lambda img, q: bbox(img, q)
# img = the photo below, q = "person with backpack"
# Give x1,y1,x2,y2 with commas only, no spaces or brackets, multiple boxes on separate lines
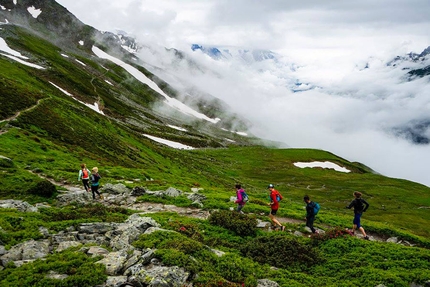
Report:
90,167,102,200
304,195,319,234
234,184,248,213
346,191,370,240
267,184,285,231
78,163,91,192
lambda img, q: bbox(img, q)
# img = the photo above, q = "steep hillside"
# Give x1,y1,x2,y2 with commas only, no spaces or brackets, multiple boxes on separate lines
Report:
0,1,430,287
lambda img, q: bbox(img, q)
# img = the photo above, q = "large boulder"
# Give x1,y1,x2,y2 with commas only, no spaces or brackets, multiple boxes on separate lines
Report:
102,183,130,195
128,266,189,287
1,239,50,266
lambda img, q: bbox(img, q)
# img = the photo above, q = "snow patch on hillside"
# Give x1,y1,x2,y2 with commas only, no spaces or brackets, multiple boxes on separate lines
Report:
92,46,220,124
143,134,194,150
294,161,351,173
49,82,105,115
27,6,41,18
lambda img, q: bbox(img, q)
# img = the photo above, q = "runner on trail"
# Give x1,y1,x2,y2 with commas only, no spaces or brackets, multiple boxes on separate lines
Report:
234,184,247,213
90,167,102,200
78,163,91,192
346,191,370,240
267,184,285,231
304,195,318,234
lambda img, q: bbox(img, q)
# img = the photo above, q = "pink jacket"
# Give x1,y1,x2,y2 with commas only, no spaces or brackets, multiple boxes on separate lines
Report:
235,189,246,205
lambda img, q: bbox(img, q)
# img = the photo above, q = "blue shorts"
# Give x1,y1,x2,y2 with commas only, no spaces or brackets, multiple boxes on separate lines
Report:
353,213,362,228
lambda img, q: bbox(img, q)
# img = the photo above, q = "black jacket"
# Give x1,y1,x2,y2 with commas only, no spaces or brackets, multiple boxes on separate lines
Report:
346,198,369,214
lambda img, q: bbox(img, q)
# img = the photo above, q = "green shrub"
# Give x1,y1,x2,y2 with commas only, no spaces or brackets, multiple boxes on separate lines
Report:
193,272,243,287
168,220,204,242
0,250,106,287
27,180,56,197
209,210,258,237
311,227,354,245
240,234,322,271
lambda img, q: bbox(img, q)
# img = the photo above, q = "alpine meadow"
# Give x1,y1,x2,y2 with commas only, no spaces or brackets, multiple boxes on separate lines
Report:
0,1,429,287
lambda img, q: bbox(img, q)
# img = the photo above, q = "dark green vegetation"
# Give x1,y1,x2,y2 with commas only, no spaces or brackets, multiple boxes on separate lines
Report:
0,11,430,287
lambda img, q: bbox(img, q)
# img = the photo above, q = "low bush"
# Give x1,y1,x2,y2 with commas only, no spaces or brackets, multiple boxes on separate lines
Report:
240,234,322,271
208,210,258,237
0,249,106,287
27,180,56,197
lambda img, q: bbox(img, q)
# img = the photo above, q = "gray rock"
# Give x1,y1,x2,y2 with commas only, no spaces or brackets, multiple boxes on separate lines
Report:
164,187,182,197
1,239,49,266
294,231,304,237
56,241,82,253
130,265,189,287
77,222,116,234
96,250,129,276
102,183,130,195
87,246,110,257
39,226,50,238
105,276,128,287
0,246,6,256
0,200,38,212
257,220,271,228
187,193,207,202
387,237,399,243
21,239,50,260
56,192,93,206
258,279,280,287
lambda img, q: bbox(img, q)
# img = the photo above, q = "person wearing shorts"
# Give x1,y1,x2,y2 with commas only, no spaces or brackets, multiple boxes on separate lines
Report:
268,184,285,231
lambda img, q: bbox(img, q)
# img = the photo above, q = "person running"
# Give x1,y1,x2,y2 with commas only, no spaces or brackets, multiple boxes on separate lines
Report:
346,191,370,239
267,184,285,231
304,195,318,234
78,163,91,192
234,184,247,214
90,167,102,199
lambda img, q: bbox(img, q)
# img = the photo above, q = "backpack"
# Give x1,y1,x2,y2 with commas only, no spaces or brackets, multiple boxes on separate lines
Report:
92,173,101,183
313,202,320,215
82,169,89,178
276,191,283,202
241,191,249,202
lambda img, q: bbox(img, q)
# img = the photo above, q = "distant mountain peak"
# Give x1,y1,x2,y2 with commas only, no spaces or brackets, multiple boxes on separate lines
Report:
191,44,277,63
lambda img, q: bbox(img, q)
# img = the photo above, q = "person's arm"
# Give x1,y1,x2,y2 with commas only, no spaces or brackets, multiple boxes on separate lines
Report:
345,199,354,209
78,170,82,181
269,192,275,205
305,203,312,217
362,199,369,212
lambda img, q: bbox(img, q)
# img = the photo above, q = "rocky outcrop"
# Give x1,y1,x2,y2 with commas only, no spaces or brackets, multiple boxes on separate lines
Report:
0,200,38,212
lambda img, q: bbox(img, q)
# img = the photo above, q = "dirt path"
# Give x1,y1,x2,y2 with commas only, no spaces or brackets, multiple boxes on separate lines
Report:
50,181,390,242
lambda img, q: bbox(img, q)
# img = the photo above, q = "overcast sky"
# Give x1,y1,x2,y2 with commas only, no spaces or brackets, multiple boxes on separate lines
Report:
56,0,430,187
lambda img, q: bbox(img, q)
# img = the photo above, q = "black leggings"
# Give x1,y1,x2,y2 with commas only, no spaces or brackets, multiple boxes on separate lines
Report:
91,185,100,199
82,179,90,191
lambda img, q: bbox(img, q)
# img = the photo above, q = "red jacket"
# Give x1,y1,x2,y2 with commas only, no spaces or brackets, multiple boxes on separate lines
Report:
270,189,282,210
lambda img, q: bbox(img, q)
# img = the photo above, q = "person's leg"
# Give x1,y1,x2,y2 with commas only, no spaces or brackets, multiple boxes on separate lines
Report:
359,227,367,237
94,185,100,197
269,210,284,230
352,213,361,234
306,216,316,233
82,179,90,192
91,185,96,199
237,204,244,213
